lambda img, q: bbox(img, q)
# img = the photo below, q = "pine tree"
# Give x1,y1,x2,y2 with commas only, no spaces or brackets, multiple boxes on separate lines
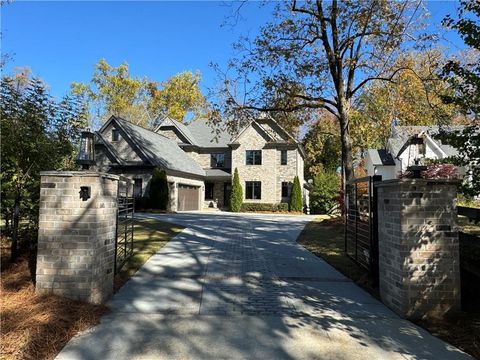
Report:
230,168,243,212
149,168,169,210
289,176,303,212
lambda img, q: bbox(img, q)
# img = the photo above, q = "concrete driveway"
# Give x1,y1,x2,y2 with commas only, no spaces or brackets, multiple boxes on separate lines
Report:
57,212,471,360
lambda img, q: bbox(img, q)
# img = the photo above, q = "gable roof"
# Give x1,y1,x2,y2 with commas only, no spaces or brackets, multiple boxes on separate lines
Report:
389,125,462,158
367,149,395,166
154,116,198,145
98,116,205,177
186,118,234,148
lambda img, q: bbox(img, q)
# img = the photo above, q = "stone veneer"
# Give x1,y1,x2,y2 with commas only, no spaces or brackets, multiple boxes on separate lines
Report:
376,179,461,319
36,171,119,304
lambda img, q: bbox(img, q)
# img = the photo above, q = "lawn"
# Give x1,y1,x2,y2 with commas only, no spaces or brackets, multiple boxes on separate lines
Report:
1,217,183,360
297,215,378,297
114,217,185,290
297,215,480,360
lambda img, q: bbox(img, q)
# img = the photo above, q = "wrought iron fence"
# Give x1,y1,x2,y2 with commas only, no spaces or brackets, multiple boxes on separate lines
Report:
344,175,382,284
114,177,135,274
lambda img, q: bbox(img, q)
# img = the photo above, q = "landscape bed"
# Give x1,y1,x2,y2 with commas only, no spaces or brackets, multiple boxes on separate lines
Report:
297,215,480,360
1,217,183,360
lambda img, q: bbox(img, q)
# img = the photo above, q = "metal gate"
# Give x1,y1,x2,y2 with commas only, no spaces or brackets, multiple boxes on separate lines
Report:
345,175,381,284
115,177,135,274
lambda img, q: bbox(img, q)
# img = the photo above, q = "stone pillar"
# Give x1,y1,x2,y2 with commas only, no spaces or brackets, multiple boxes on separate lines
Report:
376,179,461,319
36,171,119,304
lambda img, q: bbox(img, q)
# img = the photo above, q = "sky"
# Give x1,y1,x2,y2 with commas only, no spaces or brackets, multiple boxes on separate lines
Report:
1,1,466,100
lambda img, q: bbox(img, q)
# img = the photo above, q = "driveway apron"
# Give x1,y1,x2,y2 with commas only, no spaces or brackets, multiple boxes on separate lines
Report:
56,212,472,360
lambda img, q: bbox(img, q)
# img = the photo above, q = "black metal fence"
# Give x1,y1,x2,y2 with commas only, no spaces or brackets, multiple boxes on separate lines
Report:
345,175,382,284
458,205,480,310
114,177,135,274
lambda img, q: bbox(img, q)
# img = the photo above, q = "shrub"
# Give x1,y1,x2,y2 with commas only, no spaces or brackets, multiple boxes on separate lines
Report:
289,176,303,212
310,171,340,214
230,168,243,212
148,168,169,210
241,203,289,212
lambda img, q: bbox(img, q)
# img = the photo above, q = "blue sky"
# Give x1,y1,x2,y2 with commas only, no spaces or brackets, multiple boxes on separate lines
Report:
1,1,465,100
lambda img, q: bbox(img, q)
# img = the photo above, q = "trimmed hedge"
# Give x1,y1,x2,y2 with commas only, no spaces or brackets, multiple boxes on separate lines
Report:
241,203,289,212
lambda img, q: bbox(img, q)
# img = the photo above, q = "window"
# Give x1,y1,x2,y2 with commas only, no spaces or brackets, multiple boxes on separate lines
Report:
133,178,142,198
210,153,225,168
281,150,288,165
205,182,214,200
112,128,120,141
281,182,291,198
246,150,262,165
245,181,261,200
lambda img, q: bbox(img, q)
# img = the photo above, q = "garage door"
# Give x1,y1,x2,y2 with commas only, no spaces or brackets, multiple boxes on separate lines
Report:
177,185,200,211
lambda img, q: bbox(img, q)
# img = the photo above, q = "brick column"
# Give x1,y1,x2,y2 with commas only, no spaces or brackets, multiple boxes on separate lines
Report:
376,179,461,319
36,171,119,304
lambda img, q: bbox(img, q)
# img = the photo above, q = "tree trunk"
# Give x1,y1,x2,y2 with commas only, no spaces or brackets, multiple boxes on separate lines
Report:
338,102,354,183
11,193,20,262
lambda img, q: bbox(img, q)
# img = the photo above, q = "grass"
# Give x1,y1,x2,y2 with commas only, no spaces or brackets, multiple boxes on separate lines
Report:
297,215,480,360
297,215,379,297
1,217,183,360
114,217,184,291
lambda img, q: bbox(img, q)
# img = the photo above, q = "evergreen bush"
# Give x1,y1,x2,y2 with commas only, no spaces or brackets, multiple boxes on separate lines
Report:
289,176,303,212
148,168,169,210
230,168,243,212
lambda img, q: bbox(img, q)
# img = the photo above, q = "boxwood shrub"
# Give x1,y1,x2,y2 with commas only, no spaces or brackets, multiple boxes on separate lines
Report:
241,203,289,212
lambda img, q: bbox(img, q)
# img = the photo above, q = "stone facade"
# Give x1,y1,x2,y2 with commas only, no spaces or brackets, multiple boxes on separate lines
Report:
36,171,119,304
232,124,304,204
376,179,461,319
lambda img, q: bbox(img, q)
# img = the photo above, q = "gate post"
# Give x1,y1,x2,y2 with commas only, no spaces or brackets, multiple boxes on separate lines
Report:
376,179,461,319
36,171,119,304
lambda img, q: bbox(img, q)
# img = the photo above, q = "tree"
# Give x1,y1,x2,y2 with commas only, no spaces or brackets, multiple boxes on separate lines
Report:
148,168,169,210
71,59,151,128
215,0,430,188
303,110,341,176
441,0,480,120
230,168,243,212
351,51,459,152
147,71,207,123
289,176,303,212
72,60,208,128
437,0,480,197
309,170,341,214
1,70,86,261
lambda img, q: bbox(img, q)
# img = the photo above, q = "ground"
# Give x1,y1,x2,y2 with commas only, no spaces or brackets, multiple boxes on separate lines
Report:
56,212,472,360
0,218,181,360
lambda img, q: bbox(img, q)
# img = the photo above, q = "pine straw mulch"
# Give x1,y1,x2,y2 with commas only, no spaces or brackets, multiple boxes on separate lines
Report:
0,256,109,360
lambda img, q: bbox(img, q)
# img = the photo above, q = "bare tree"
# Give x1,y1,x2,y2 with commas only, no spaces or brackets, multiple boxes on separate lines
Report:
213,0,431,184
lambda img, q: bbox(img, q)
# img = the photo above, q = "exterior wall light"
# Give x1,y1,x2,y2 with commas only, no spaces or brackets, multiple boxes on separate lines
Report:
76,129,95,170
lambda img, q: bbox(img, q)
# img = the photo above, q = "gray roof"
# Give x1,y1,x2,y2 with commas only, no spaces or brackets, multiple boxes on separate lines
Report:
389,125,462,157
367,149,395,166
156,116,198,145
103,117,205,177
186,118,234,148
205,169,232,178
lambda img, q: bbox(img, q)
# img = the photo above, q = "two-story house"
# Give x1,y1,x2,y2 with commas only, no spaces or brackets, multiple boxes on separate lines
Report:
94,115,308,212
365,125,462,180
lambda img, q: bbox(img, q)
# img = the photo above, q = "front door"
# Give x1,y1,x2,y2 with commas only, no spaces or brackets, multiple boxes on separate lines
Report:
224,183,232,208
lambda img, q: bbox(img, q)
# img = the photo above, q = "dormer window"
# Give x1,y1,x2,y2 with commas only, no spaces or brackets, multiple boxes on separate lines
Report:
112,128,120,141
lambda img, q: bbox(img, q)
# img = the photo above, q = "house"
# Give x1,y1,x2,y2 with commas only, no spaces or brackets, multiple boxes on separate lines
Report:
365,125,461,180
94,115,308,211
